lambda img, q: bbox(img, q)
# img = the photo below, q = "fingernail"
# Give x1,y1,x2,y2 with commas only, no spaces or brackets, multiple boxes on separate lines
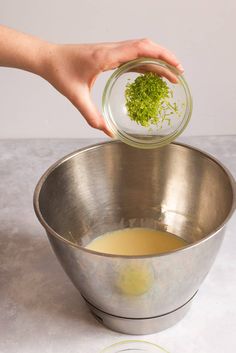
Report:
177,64,184,73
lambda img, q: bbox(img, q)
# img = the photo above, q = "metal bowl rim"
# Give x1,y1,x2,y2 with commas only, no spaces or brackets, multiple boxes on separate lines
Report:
33,140,236,259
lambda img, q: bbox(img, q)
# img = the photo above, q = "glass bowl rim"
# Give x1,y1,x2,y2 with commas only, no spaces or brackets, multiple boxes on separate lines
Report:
102,57,193,149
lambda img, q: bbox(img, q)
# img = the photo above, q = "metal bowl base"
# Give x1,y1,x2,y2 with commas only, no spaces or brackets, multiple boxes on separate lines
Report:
84,292,197,335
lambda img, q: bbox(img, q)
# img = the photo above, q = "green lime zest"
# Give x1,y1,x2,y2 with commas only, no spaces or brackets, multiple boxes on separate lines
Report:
125,72,179,128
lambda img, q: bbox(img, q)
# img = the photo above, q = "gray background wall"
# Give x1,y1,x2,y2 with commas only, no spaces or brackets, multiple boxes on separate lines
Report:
0,0,235,138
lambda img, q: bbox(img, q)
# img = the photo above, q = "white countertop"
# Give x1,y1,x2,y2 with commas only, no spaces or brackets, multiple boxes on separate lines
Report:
0,136,235,353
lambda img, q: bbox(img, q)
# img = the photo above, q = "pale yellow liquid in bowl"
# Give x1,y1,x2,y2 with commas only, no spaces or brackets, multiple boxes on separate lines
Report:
86,228,188,296
86,227,187,256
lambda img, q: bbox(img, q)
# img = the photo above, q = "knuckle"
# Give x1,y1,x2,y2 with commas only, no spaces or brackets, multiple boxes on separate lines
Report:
134,38,153,52
92,47,105,64
87,117,101,130
140,38,152,46
92,48,115,71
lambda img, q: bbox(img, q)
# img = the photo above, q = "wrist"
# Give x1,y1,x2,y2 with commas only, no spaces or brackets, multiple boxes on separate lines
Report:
33,40,56,79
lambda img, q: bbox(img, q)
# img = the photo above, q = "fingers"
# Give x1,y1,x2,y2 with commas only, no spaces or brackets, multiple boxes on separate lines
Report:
149,43,184,72
71,87,113,137
116,38,184,73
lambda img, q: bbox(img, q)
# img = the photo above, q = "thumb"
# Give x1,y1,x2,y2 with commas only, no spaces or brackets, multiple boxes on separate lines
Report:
72,87,113,137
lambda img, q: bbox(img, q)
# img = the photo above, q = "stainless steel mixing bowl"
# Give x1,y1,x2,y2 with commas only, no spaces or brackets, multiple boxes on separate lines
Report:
34,141,235,334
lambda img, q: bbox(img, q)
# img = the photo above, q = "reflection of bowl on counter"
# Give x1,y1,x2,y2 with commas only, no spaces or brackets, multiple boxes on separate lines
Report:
34,141,235,334
100,340,169,353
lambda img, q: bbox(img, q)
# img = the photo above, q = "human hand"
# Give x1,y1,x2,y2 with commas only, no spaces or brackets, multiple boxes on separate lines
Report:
41,39,184,136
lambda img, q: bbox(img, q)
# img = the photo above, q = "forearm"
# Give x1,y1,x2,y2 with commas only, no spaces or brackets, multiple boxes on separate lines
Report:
0,28,183,136
0,25,52,76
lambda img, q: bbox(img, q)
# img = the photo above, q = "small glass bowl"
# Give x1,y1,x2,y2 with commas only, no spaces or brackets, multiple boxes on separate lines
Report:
100,340,169,353
102,58,192,149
